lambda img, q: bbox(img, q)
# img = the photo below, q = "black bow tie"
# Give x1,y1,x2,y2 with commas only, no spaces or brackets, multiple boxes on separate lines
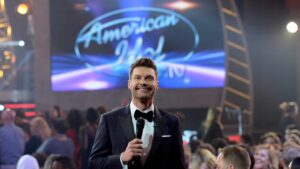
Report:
134,110,154,122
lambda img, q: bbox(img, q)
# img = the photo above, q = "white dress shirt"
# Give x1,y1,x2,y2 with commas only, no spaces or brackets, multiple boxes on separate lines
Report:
120,102,155,168
130,101,154,164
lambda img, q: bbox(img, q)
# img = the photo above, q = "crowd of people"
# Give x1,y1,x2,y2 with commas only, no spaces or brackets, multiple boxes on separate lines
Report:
1,57,300,169
0,106,105,169
0,104,300,169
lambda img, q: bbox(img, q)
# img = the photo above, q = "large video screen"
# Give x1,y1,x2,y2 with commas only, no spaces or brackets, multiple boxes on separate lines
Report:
50,0,225,91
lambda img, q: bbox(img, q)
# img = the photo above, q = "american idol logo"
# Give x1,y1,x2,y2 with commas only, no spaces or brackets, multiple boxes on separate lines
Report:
75,7,199,78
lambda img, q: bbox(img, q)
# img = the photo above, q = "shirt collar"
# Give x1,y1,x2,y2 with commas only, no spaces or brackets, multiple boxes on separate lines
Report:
130,101,154,119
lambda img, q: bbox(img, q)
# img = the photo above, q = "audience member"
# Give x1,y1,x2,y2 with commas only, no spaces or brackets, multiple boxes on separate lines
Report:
282,144,300,167
26,117,51,154
279,101,297,136
96,106,107,117
32,152,48,169
216,145,251,169
66,109,83,168
37,118,74,158
0,109,25,169
44,154,60,169
259,132,282,151
289,157,300,169
201,107,224,143
183,143,192,168
16,155,39,169
239,144,255,169
253,144,279,169
211,137,228,155
46,106,62,128
79,107,99,169
51,156,76,169
241,134,255,147
189,148,217,169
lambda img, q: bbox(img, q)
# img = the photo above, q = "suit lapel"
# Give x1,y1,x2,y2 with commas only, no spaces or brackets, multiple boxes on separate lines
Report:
145,107,162,165
119,106,135,143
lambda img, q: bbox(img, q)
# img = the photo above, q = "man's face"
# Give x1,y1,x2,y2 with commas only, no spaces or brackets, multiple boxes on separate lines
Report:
128,67,158,102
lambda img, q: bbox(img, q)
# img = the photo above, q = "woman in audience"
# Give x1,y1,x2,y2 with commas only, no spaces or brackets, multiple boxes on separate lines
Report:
253,144,279,169
36,118,74,158
189,148,217,169
26,117,52,154
260,132,282,150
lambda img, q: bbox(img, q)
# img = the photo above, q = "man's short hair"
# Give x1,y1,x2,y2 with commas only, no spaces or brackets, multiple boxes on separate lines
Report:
1,109,16,122
219,145,251,169
53,118,68,134
129,58,157,79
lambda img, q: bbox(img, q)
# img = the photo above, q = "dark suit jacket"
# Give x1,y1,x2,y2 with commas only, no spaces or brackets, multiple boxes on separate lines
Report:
88,105,186,169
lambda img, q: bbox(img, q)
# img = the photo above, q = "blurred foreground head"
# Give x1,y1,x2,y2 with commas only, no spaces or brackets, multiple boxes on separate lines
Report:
1,108,16,124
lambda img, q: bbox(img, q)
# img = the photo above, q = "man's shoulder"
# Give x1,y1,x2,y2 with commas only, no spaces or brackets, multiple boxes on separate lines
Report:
156,108,178,121
102,106,128,118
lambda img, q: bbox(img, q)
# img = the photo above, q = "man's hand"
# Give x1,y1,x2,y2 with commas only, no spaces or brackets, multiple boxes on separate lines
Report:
121,139,143,164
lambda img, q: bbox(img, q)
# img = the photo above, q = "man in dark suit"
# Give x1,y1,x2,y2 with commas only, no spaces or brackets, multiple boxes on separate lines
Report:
89,58,185,169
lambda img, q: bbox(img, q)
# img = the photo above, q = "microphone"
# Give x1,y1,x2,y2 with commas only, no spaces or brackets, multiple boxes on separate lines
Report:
136,117,145,139
131,118,145,167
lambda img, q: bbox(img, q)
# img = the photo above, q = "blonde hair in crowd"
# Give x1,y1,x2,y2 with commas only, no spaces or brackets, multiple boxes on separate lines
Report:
189,148,216,169
30,117,51,140
254,144,279,169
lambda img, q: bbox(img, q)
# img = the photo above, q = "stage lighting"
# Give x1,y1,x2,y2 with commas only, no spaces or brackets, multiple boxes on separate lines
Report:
164,0,199,11
286,21,298,33
17,3,29,15
18,40,25,47
0,70,3,78
0,104,4,111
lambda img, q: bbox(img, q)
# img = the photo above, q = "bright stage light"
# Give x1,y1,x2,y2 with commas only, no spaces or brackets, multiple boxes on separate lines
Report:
0,104,4,111
0,70,3,78
164,0,199,11
286,21,298,33
18,40,25,47
17,3,29,15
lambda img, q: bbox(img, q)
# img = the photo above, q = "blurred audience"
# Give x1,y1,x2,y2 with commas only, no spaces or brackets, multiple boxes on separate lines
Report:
0,109,25,169
46,106,62,128
241,134,255,147
16,155,39,169
189,148,217,169
200,107,224,143
37,118,74,158
253,144,279,169
66,109,83,168
51,156,76,169
279,101,298,136
32,152,48,169
44,154,60,169
79,107,99,169
3,104,300,169
216,145,251,169
289,157,300,169
25,117,51,154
